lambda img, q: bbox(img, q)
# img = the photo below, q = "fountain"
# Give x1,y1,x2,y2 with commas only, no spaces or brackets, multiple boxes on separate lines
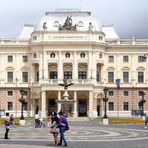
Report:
56,79,75,116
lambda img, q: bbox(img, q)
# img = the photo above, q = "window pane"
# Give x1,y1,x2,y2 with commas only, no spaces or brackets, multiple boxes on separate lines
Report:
50,71,57,79
8,91,13,96
78,71,87,79
108,72,114,83
7,72,13,83
109,102,114,111
22,72,28,82
123,91,129,96
108,56,114,63
64,71,72,79
8,102,13,110
8,55,13,62
23,102,27,111
123,72,129,83
123,56,128,62
138,72,144,83
123,102,129,111
22,55,28,62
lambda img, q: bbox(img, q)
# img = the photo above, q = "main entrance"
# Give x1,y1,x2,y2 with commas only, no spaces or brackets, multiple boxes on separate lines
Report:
48,99,57,113
78,99,87,117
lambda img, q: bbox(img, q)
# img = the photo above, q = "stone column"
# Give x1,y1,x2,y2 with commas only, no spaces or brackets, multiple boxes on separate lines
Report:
88,51,93,79
43,51,48,79
73,51,78,80
92,51,97,80
39,51,43,80
58,91,61,112
73,91,78,117
58,51,63,80
41,91,46,117
89,91,93,117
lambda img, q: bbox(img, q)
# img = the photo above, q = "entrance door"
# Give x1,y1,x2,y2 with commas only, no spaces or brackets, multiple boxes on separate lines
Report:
48,99,57,114
78,99,87,117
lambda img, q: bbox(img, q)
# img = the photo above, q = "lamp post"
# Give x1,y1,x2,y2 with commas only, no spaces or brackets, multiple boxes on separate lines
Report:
139,91,146,117
19,89,26,125
102,87,109,125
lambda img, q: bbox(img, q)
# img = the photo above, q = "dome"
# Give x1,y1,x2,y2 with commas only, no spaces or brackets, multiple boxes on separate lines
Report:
34,11,102,32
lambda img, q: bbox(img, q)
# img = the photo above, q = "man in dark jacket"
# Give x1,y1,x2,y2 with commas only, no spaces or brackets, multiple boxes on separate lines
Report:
58,111,69,147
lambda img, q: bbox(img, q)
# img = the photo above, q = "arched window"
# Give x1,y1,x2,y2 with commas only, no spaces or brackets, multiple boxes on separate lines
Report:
50,53,55,58
80,52,85,58
65,52,70,58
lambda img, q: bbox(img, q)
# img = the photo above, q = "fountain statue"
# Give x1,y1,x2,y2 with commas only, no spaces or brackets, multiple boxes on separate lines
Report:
56,79,75,116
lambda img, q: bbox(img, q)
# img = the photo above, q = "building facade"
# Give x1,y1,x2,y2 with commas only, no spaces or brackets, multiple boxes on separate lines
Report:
0,10,148,118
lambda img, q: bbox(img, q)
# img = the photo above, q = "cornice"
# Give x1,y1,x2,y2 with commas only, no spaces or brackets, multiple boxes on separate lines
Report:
107,45,148,49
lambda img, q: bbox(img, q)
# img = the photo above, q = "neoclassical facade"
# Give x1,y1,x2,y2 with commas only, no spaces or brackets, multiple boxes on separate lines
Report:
0,10,148,118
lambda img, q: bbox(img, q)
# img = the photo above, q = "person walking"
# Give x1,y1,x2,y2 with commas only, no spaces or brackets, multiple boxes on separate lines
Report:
10,114,15,128
47,113,52,127
4,112,11,139
58,111,69,147
34,113,40,128
144,113,148,128
50,112,59,145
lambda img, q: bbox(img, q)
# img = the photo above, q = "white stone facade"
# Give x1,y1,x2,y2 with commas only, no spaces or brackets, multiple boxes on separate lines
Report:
0,10,148,118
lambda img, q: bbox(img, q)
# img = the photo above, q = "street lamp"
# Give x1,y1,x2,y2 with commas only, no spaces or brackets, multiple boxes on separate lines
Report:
19,89,26,120
139,91,146,116
103,87,109,118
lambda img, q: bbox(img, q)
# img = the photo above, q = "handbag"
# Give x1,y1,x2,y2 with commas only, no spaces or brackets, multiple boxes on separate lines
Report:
50,126,58,134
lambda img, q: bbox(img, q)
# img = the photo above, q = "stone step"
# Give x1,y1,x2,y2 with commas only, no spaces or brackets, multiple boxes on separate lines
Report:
67,117,91,121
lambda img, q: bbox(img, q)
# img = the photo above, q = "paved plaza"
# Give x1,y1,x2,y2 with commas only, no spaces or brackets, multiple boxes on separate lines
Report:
0,119,148,148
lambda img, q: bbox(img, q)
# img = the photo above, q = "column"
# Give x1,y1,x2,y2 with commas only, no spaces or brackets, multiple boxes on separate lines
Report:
101,65,105,83
73,91,78,117
88,51,93,79
92,51,97,80
58,91,61,112
58,51,63,80
73,51,78,80
41,91,46,117
39,51,43,80
89,91,93,117
43,51,48,79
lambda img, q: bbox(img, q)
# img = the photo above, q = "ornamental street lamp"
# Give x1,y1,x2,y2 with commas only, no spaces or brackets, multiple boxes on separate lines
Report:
103,87,109,119
139,91,146,116
19,89,26,120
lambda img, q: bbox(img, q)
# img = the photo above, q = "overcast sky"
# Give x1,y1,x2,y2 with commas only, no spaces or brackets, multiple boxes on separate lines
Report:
0,0,148,38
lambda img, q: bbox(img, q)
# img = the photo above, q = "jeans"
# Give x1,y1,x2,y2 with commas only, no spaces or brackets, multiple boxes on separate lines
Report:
59,127,67,145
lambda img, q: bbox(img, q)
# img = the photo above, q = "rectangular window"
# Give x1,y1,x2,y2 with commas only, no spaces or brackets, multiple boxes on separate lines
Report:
123,56,128,62
138,91,144,96
64,71,72,79
96,71,99,82
8,55,13,62
108,56,114,63
138,56,145,62
123,91,129,96
108,72,114,83
22,55,28,62
138,72,144,83
7,72,13,83
22,72,28,82
123,102,129,111
50,71,58,79
23,102,28,111
7,91,13,96
123,72,129,83
109,91,114,96
78,71,87,79
8,102,13,110
109,102,114,111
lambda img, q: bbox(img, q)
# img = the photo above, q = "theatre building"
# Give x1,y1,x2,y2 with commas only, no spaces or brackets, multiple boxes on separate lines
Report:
0,10,148,118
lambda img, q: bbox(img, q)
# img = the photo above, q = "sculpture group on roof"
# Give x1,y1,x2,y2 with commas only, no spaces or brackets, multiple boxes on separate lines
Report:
59,16,77,31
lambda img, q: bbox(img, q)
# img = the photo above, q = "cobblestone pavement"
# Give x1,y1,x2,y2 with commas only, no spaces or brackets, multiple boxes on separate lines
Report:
0,119,148,148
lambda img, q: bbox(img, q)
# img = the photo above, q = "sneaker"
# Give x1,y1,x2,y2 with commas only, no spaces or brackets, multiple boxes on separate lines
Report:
64,144,67,147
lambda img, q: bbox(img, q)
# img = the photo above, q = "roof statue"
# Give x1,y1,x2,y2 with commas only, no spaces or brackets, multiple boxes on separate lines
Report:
59,79,74,90
88,22,93,31
43,22,47,30
59,16,77,31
